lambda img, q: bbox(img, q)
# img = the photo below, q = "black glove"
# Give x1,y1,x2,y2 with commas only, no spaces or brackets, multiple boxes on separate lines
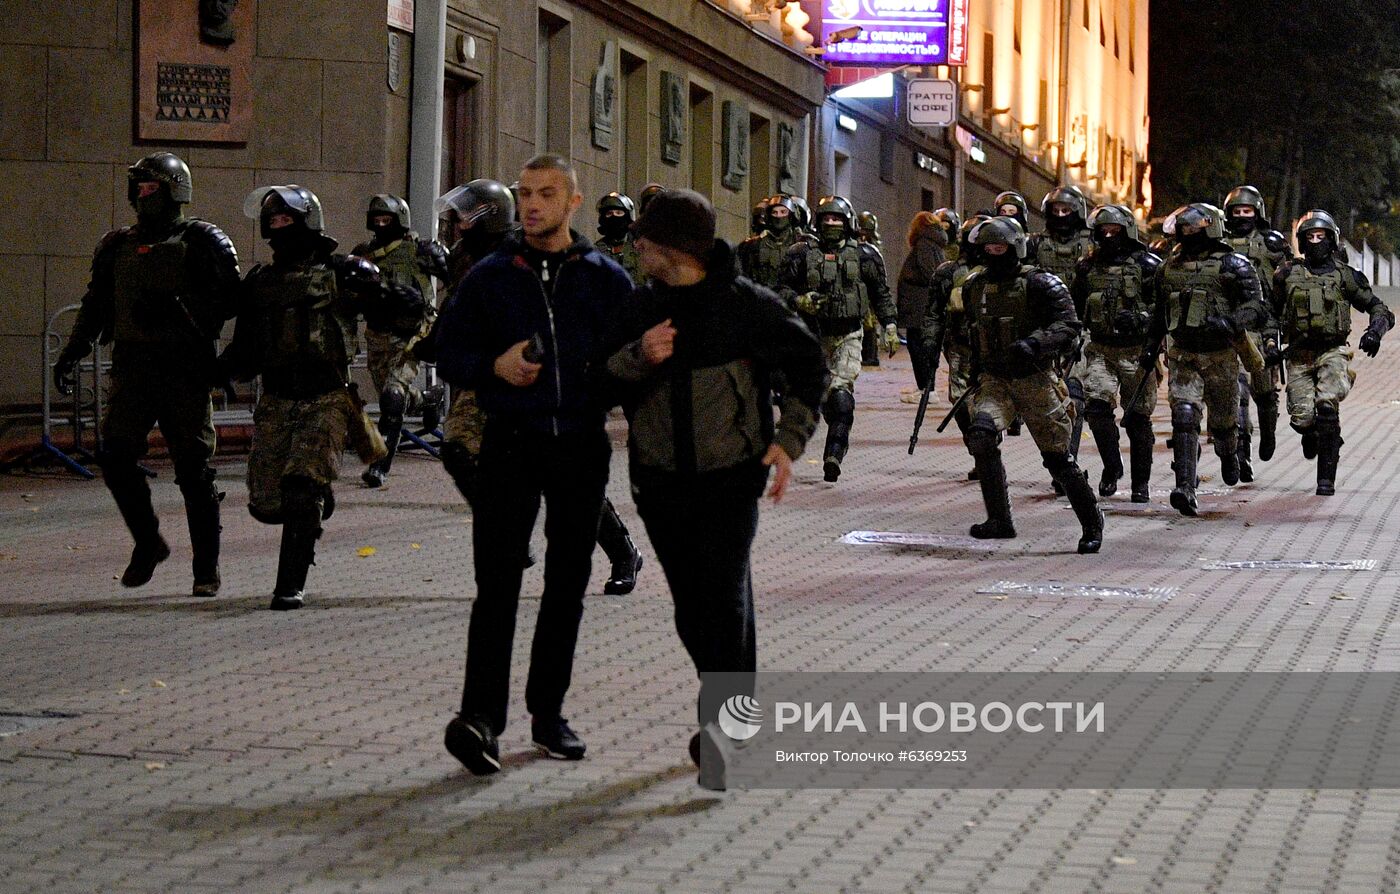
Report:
1008,338,1037,365
52,343,87,396
1204,315,1238,338
1262,338,1284,366
1137,348,1157,369
1360,329,1382,357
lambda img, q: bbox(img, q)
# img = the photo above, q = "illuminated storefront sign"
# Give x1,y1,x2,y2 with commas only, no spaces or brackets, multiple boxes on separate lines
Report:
821,0,969,67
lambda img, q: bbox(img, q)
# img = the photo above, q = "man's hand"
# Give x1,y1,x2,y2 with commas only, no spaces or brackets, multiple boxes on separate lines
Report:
882,323,901,357
795,292,821,315
762,443,794,503
493,339,542,387
641,318,677,367
52,357,77,396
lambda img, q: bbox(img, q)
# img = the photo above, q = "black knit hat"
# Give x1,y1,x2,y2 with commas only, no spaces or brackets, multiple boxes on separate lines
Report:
632,188,715,262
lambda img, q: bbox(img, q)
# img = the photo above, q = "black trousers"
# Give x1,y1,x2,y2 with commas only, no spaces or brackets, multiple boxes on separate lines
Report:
459,421,610,734
633,464,763,727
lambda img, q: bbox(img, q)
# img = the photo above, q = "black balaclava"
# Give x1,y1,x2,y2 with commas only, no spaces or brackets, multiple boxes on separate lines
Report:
819,220,846,248
370,219,406,245
1046,209,1079,235
1093,228,1129,258
768,212,792,235
984,247,1018,277
598,214,630,242
133,181,181,232
1225,211,1257,236
1303,236,1333,266
1178,229,1212,255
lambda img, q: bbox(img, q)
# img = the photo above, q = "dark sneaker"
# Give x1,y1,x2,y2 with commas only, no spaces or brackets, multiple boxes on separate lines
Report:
361,466,386,488
532,716,586,760
192,571,220,598
445,714,501,775
823,457,841,483
121,537,171,588
269,590,304,611
697,723,731,791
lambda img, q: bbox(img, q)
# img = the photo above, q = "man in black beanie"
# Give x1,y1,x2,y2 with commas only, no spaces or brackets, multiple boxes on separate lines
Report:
609,189,826,790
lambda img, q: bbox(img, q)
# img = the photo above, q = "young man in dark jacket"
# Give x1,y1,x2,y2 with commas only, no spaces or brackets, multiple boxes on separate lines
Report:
608,190,826,790
433,155,635,774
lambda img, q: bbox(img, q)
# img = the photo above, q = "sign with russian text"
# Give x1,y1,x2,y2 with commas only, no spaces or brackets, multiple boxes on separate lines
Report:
906,78,957,127
821,0,968,67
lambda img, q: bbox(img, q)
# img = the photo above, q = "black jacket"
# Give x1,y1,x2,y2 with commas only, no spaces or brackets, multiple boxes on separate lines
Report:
608,240,826,481
434,229,635,437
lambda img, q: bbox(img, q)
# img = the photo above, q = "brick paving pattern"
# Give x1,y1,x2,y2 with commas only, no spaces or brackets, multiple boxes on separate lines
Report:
3,298,1400,893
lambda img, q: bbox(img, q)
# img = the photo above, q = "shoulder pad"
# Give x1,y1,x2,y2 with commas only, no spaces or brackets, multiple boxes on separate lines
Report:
95,227,132,257
1221,251,1255,273
334,253,382,287
1027,269,1069,291
1134,250,1163,272
1264,230,1288,254
1346,265,1372,288
416,238,450,275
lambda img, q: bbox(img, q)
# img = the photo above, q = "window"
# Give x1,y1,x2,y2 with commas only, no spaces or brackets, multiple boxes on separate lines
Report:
690,83,714,197
536,10,571,153
750,112,772,208
620,50,647,196
921,187,937,212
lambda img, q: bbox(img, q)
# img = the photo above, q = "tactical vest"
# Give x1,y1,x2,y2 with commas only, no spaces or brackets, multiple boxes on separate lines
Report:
1226,230,1278,286
803,241,867,321
1161,254,1231,336
750,229,798,289
970,266,1035,358
1281,264,1350,343
111,223,201,344
1083,257,1147,341
361,236,436,332
944,262,978,345
249,263,359,395
601,237,643,285
1035,231,1093,284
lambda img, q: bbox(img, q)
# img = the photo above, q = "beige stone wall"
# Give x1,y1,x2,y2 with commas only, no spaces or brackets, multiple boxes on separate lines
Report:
0,0,400,406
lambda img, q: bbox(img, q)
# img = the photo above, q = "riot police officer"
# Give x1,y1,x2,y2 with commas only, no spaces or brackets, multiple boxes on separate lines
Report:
781,195,899,482
749,199,769,237
920,214,989,481
994,191,1031,234
1223,185,1289,478
960,217,1103,553
221,185,427,610
53,152,241,598
596,192,642,285
1271,210,1392,495
638,182,665,216
932,207,962,264
1143,203,1269,517
790,196,817,245
353,195,448,488
1070,205,1162,502
430,179,517,506
737,195,802,290
856,210,888,367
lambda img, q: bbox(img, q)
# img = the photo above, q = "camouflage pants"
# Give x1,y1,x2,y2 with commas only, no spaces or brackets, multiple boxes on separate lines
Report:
1166,343,1238,433
443,389,485,456
1285,347,1356,429
1242,330,1279,395
365,329,421,405
102,345,216,471
971,370,1074,454
945,341,973,403
247,390,355,521
1082,341,1158,415
822,328,864,394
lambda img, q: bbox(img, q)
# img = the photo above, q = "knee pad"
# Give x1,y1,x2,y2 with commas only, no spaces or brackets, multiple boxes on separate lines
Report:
1171,403,1198,431
1040,450,1072,474
1084,398,1114,422
1316,403,1339,426
1067,378,1086,402
1122,412,1153,441
826,387,855,419
378,386,408,419
965,414,1001,457
279,475,325,531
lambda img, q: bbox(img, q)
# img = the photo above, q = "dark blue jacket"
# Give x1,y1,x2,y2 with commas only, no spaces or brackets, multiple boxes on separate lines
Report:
434,229,635,436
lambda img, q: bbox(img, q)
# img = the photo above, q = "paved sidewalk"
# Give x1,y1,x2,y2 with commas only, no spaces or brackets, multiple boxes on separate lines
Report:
4,300,1400,893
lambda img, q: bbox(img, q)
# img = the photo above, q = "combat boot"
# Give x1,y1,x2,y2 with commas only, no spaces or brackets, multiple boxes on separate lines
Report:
1085,400,1124,497
1236,429,1254,483
598,498,643,596
1256,391,1279,461
180,467,223,598
822,389,855,483
1123,412,1155,504
102,457,170,587
1213,427,1241,486
1169,405,1199,517
953,404,978,480
1315,405,1342,496
363,387,407,487
420,383,446,433
270,478,323,611
969,452,1015,539
1045,452,1104,554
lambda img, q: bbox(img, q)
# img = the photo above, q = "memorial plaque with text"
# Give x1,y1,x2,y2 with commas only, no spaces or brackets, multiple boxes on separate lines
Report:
138,0,256,143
